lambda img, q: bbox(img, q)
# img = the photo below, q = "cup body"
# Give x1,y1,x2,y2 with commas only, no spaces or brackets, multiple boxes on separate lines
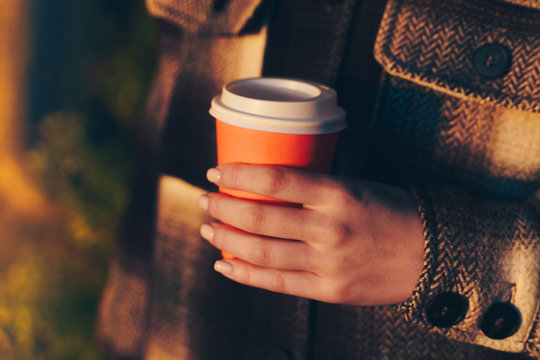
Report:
216,119,339,202
209,77,346,257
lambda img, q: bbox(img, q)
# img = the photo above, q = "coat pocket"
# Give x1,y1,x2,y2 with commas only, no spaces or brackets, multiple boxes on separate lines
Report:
374,0,540,113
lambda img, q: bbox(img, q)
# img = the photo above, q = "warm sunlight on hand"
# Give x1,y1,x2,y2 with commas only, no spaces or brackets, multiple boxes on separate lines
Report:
197,164,425,306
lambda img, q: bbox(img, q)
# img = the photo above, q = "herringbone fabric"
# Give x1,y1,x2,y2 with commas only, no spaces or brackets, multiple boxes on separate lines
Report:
96,0,540,358
408,186,540,352
145,0,263,34
372,5,540,352
366,72,540,353
375,0,540,113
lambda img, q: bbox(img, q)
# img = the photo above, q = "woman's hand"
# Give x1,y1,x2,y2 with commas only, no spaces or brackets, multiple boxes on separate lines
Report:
197,164,425,306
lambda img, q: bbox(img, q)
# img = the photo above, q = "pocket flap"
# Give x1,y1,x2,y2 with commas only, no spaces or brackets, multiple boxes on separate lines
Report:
146,0,265,34
374,0,540,113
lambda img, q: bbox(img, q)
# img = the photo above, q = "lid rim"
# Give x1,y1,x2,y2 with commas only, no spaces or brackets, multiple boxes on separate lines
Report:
209,77,348,135
210,107,347,135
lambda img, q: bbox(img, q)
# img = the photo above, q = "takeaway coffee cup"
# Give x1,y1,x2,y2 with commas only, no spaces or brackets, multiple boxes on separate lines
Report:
209,77,347,202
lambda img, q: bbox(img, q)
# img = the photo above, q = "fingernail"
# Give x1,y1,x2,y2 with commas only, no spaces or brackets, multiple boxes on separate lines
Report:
198,194,209,211
214,260,233,275
200,223,214,241
207,168,221,183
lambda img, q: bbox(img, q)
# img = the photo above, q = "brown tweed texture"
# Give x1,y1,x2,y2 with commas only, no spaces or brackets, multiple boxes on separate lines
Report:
365,73,540,356
145,0,263,34
96,0,540,358
374,0,540,113
373,0,540,349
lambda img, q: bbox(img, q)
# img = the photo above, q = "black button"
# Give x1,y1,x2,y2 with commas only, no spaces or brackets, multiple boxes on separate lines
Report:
472,43,511,79
480,302,521,340
266,347,291,360
425,292,468,328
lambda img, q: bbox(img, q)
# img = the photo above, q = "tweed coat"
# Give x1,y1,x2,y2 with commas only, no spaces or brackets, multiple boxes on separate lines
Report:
96,0,540,359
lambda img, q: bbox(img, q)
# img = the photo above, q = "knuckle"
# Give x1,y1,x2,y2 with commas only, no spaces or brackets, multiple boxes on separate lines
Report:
270,272,286,293
325,221,349,245
246,205,266,231
325,181,358,209
262,167,285,194
252,242,272,265
326,181,348,202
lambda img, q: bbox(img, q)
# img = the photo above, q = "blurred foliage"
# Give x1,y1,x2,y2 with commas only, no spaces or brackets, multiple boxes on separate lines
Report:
29,112,131,253
0,0,156,359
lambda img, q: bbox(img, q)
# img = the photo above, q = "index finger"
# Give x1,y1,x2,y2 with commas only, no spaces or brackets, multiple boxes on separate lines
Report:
207,164,335,205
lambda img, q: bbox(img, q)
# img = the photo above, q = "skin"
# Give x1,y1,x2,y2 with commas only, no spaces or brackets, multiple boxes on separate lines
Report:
198,163,425,306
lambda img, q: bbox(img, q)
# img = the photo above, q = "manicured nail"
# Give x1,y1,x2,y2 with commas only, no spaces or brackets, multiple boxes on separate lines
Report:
200,223,214,241
214,260,233,275
198,194,209,211
207,168,221,183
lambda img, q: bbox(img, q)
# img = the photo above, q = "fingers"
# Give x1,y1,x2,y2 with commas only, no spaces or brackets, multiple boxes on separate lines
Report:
197,164,358,303
212,258,325,300
207,164,336,206
201,223,315,271
199,192,329,242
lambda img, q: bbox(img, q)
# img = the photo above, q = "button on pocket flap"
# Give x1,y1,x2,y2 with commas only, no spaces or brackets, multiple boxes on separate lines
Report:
146,0,265,34
374,0,540,113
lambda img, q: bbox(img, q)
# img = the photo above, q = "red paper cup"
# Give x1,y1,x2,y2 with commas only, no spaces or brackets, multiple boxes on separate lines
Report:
209,77,347,257
216,120,340,201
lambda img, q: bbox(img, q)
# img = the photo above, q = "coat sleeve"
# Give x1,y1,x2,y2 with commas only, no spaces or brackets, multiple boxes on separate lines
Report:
402,185,540,355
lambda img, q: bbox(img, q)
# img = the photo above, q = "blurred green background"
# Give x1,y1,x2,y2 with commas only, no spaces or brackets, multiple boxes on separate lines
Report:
0,0,156,359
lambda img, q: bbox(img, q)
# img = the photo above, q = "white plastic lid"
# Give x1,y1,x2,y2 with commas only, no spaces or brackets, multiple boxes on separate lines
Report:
209,77,347,134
